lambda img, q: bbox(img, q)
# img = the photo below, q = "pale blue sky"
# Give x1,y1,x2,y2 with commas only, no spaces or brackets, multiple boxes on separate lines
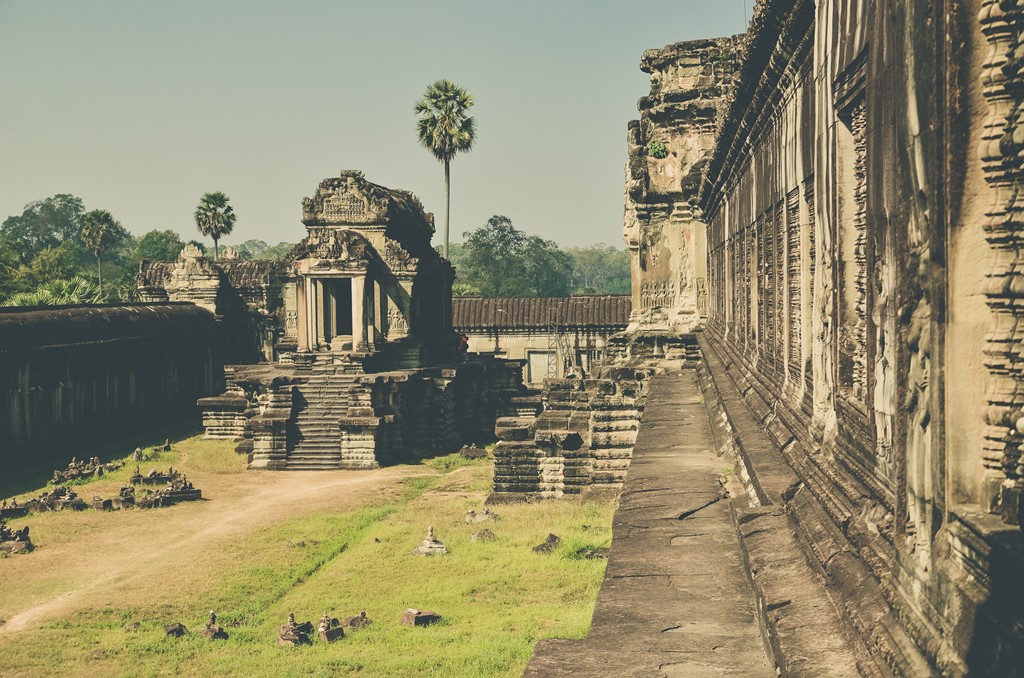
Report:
0,1,751,248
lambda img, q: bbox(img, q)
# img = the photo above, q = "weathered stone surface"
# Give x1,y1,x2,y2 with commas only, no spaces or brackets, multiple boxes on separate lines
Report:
278,613,312,646
471,528,496,543
399,608,441,627
340,611,372,630
163,623,187,637
532,533,561,554
464,509,497,524
202,611,227,640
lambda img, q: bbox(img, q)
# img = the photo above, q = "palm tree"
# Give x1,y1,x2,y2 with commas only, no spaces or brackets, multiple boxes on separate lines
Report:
415,80,476,259
193,191,236,259
81,209,122,287
2,276,108,307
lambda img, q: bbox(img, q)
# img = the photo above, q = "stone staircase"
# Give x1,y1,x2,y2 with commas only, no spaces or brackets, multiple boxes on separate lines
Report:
286,363,357,470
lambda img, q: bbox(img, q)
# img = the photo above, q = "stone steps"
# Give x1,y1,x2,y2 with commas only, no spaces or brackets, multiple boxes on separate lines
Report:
287,371,358,468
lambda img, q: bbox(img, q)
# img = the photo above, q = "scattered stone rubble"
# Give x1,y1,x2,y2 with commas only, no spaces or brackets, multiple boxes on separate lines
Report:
0,519,32,554
51,456,125,484
24,486,88,513
412,526,447,556
317,612,344,643
278,613,313,646
532,533,562,554
459,445,488,459
202,610,227,640
464,508,498,524
399,608,441,627
341,611,372,629
0,499,28,520
136,476,201,509
163,623,187,637
130,465,181,486
471,528,496,543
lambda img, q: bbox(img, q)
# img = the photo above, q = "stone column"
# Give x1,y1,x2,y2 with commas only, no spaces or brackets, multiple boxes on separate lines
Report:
315,279,326,348
306,277,317,350
352,275,366,350
377,279,388,341
324,280,335,344
296,279,308,352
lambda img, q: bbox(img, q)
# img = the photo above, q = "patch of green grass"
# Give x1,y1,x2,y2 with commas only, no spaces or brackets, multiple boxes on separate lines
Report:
0,442,616,678
424,452,489,474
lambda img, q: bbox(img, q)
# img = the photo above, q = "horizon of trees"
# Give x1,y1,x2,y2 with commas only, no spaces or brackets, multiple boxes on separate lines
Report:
0,195,629,306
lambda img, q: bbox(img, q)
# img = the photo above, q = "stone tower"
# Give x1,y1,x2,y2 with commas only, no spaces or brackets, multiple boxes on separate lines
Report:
623,37,741,333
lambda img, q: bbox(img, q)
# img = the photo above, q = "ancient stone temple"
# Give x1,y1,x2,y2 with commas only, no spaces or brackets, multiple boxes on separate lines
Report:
524,2,1024,675
623,37,740,332
194,171,526,470
290,170,454,363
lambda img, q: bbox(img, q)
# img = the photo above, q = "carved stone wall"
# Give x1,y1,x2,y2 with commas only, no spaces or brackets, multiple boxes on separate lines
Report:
698,0,1024,674
623,38,741,333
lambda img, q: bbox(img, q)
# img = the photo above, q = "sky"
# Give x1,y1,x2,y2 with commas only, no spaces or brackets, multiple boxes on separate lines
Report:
0,1,752,249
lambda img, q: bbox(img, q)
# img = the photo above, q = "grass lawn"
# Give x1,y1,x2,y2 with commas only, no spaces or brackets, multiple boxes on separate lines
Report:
0,435,615,677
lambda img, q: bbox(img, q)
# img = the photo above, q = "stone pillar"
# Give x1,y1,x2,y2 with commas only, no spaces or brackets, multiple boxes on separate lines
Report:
315,279,326,348
296,279,308,351
325,280,335,344
352,275,366,350
377,279,388,341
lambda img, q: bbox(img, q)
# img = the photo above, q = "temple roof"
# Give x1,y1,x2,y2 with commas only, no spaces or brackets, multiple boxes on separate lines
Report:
301,170,434,232
0,303,218,353
453,295,631,331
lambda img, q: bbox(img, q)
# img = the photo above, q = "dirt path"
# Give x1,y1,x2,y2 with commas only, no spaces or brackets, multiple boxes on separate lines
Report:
0,463,422,635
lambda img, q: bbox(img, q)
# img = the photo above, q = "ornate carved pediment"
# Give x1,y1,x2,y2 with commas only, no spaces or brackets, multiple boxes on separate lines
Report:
291,228,373,269
302,171,390,226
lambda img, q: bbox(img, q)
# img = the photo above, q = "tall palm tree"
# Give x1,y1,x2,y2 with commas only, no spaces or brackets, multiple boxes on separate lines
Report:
415,80,476,259
81,209,122,287
193,191,236,260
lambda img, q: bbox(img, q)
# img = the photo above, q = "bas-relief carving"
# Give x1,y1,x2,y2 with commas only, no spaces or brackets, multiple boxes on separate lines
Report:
980,0,1024,523
302,171,389,226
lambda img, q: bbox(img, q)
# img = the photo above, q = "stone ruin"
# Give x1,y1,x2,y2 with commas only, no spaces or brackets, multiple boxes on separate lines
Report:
341,610,372,630
532,533,561,554
412,526,447,556
0,519,32,554
202,611,227,640
278,612,313,646
464,508,497,524
22,486,88,513
181,171,532,471
130,465,181,486
317,612,344,643
135,476,201,509
92,486,136,511
399,608,441,627
51,456,125,484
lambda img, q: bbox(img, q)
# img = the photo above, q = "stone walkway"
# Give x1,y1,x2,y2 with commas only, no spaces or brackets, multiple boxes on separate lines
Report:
525,370,774,677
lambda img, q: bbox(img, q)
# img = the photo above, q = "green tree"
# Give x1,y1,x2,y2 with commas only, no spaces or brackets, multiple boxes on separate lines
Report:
80,209,126,287
136,230,186,261
193,191,236,259
459,215,573,297
0,194,86,264
236,239,295,260
415,79,476,259
567,244,631,295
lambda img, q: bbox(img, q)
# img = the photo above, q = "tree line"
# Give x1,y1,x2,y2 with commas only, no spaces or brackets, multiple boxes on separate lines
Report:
0,192,246,306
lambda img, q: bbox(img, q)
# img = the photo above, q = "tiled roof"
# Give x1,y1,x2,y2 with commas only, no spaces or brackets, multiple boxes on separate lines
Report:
452,295,631,331
0,303,218,353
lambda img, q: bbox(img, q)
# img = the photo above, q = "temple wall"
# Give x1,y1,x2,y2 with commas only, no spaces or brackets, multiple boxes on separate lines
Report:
623,38,740,331
699,0,1023,674
0,304,222,466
